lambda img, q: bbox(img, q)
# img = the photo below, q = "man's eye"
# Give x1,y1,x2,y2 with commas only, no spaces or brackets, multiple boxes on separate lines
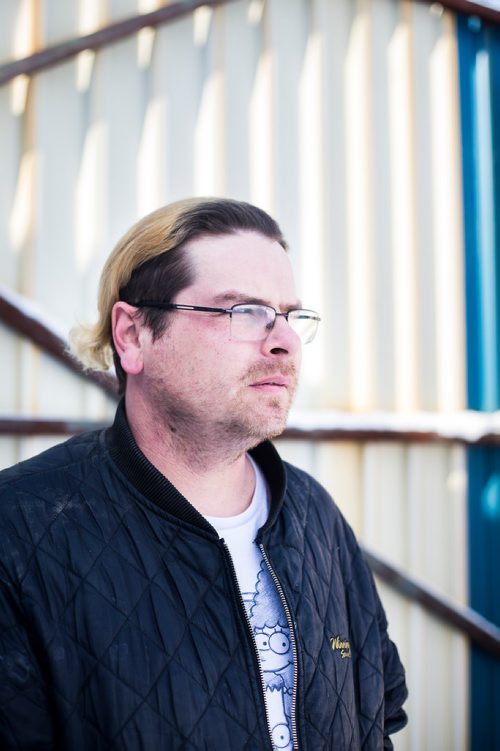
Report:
240,305,270,318
237,307,258,315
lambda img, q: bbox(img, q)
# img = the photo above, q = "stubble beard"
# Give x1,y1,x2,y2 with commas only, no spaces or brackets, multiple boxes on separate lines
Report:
147,362,298,468
217,361,298,450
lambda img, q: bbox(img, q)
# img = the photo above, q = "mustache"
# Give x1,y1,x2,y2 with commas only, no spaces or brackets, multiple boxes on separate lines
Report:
243,362,298,383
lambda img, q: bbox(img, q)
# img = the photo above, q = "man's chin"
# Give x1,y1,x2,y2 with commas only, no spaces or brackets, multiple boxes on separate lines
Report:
218,402,291,450
245,413,289,445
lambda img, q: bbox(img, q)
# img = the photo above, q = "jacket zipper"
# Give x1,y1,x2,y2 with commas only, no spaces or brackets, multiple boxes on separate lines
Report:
258,543,300,751
221,541,275,750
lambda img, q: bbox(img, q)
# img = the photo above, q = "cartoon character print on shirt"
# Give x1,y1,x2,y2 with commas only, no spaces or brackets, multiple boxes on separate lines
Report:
243,560,294,751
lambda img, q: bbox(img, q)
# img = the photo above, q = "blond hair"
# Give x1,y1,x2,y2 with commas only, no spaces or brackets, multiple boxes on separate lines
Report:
69,197,287,382
69,198,203,372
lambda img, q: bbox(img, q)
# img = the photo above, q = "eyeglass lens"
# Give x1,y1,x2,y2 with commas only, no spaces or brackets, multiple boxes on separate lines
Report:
229,305,318,343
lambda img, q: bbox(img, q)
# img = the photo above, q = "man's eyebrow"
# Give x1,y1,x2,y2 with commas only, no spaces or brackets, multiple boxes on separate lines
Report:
211,290,303,309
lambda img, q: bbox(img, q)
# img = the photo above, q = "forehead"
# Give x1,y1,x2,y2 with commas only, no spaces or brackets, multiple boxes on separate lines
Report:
183,231,297,305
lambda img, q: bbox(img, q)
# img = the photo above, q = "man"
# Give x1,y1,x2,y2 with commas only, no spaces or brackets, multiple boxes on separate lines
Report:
0,198,407,749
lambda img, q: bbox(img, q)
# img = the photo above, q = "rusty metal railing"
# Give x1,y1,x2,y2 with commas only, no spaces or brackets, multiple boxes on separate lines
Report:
364,551,500,659
0,286,117,398
0,0,240,87
0,0,499,89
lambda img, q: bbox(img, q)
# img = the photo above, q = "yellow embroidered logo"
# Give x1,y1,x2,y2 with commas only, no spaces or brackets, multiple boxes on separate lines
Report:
330,635,351,659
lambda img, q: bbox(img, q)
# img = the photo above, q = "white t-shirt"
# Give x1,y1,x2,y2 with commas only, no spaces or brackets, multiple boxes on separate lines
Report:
205,457,295,751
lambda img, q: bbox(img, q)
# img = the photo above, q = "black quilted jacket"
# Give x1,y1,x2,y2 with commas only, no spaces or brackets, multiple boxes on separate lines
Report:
0,402,407,750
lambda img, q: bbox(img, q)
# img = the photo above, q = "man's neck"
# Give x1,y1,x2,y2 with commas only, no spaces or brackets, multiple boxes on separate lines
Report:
125,393,257,517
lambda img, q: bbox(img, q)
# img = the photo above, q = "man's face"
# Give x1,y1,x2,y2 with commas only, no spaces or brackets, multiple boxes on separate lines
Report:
139,231,302,451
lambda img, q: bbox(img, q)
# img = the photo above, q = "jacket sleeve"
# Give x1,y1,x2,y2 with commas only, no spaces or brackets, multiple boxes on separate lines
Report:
0,572,55,750
375,587,409,746
339,519,408,745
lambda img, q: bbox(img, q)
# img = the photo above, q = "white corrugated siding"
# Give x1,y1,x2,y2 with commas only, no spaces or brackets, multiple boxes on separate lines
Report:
0,0,470,747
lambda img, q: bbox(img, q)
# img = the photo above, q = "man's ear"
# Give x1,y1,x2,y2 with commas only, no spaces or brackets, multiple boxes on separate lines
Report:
111,302,145,376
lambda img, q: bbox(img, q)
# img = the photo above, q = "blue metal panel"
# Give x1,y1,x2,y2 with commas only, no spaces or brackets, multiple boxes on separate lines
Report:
468,448,500,749
457,13,500,750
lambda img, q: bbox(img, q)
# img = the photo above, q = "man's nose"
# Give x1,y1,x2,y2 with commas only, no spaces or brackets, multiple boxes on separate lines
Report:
261,314,302,356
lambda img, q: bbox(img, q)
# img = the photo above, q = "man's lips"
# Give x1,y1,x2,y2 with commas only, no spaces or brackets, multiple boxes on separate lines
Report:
249,375,291,389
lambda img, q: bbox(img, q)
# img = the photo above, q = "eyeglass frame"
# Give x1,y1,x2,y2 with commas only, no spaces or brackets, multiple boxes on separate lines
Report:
125,300,321,343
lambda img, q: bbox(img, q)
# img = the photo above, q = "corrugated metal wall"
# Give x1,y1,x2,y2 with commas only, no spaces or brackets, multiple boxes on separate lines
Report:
0,0,488,747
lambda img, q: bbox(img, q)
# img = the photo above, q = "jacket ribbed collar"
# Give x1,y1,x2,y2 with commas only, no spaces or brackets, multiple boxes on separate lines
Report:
105,400,287,535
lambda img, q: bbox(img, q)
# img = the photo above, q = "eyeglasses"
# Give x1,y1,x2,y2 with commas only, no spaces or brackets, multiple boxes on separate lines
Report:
127,301,321,344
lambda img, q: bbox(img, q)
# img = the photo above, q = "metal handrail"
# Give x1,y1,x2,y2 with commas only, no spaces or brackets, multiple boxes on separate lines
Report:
0,0,240,87
364,550,500,659
0,417,111,436
0,287,117,398
416,0,500,24
0,0,499,87
282,425,500,446
1,415,500,446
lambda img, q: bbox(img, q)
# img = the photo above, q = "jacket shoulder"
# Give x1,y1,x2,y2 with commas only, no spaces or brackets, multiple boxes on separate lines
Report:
282,460,348,527
0,430,105,492
281,460,366,572
0,429,113,584
0,430,108,528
